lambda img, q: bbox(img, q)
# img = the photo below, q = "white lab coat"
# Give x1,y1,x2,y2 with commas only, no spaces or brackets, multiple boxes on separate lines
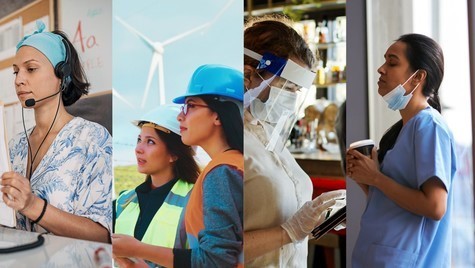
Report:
244,111,312,267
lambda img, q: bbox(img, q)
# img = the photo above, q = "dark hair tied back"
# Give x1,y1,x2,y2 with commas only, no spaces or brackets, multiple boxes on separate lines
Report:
52,30,90,106
396,33,444,113
378,34,444,163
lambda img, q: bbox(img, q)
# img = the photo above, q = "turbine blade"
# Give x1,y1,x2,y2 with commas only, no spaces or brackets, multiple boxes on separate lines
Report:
161,0,233,46
162,22,211,46
141,53,160,108
112,88,135,109
210,0,234,24
115,16,156,49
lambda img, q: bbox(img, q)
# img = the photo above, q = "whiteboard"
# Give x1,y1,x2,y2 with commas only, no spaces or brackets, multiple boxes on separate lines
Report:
58,0,112,93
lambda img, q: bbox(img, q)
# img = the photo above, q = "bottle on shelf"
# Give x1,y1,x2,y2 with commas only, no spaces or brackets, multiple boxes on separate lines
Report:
317,60,326,85
316,20,328,44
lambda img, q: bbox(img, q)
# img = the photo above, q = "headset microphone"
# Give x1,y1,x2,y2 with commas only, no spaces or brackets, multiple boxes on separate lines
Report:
25,90,61,107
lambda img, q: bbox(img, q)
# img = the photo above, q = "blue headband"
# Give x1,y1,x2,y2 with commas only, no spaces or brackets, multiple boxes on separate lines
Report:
16,21,66,68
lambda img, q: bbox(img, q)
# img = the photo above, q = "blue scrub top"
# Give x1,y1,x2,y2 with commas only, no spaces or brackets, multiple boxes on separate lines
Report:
352,107,457,268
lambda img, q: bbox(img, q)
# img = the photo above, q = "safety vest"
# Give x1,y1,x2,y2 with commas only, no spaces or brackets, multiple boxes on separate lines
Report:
185,150,244,267
115,179,194,249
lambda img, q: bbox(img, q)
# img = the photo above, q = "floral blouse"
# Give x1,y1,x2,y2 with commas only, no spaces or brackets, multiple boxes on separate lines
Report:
9,117,112,233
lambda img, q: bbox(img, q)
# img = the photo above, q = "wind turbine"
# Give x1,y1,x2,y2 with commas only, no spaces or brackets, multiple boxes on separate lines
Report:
115,0,234,108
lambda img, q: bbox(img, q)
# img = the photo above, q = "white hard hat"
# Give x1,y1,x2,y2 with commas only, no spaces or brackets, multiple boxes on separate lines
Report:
131,104,181,135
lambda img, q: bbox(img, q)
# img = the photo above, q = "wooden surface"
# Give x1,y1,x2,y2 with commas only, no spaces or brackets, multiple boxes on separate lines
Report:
292,150,344,178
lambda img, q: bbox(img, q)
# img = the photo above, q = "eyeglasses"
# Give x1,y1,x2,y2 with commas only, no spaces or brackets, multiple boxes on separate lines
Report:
180,103,210,116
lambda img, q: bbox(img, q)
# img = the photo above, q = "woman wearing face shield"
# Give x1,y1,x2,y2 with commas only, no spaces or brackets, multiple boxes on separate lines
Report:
243,16,346,267
347,34,456,267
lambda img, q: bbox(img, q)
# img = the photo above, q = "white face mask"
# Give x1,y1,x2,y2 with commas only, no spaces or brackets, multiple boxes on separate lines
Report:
244,74,276,109
250,86,297,124
382,70,420,110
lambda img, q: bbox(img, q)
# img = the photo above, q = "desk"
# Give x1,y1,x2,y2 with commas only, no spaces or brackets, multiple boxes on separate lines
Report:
0,227,111,267
292,150,344,178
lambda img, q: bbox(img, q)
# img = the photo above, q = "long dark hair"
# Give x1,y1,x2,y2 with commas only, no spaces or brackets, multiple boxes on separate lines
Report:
144,129,200,184
52,30,90,106
378,33,444,163
200,95,243,154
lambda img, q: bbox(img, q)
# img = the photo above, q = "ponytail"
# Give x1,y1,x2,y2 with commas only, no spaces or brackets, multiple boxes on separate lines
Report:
428,94,441,113
378,120,403,164
397,34,444,114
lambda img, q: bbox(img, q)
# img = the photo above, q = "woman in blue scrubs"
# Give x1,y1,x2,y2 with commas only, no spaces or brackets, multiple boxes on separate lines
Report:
347,34,457,267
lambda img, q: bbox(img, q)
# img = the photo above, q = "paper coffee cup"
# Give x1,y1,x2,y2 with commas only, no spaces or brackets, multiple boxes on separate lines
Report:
349,139,375,156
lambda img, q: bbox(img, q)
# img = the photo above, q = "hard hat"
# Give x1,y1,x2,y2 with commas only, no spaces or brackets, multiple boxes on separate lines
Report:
131,104,181,135
172,64,243,104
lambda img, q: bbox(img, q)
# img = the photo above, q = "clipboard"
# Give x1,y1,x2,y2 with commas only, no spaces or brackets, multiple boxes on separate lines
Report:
311,206,346,240
0,102,16,227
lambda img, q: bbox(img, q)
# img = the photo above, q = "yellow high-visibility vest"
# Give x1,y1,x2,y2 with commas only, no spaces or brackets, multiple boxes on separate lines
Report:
115,179,193,249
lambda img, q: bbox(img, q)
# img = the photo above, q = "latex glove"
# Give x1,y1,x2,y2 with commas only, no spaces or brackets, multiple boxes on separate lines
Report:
281,189,346,243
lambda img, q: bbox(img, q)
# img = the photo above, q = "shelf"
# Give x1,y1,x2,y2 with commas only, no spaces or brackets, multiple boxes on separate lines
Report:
315,41,345,49
244,0,346,102
245,0,346,17
316,82,346,88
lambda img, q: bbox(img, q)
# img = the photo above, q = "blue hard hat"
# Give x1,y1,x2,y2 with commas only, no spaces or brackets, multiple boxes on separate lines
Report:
173,64,243,104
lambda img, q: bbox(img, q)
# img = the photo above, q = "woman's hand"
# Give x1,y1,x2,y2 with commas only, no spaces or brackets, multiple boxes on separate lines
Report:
346,147,380,186
1,171,36,212
112,234,141,258
113,256,148,268
281,189,346,243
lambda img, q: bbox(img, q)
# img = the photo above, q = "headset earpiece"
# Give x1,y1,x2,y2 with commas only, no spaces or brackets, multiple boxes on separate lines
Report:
54,38,72,90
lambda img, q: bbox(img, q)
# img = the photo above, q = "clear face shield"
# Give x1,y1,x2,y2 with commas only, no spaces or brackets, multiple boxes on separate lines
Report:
244,48,316,152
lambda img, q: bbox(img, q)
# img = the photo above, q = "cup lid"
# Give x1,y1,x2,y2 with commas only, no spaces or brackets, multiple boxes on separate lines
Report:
349,139,375,149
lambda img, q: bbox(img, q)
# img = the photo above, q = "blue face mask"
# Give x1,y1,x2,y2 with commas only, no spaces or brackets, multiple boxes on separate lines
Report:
383,70,420,110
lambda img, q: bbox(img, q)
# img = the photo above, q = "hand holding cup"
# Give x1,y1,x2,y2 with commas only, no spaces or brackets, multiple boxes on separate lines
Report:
348,139,374,157
346,139,380,185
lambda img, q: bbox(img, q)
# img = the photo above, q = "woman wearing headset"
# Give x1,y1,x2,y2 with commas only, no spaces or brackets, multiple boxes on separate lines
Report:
113,64,243,267
113,105,199,267
2,21,112,243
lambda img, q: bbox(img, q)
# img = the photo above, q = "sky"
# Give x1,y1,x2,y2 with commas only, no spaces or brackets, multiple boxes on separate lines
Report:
113,0,243,166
